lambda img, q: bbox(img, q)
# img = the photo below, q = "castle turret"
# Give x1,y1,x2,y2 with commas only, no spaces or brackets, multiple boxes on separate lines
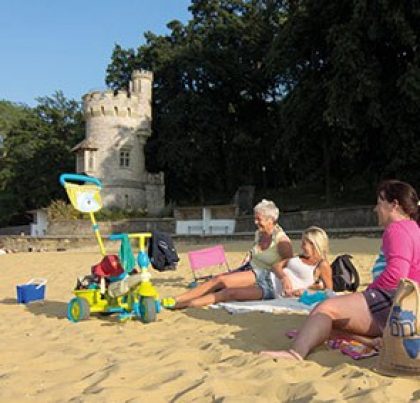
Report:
72,70,164,214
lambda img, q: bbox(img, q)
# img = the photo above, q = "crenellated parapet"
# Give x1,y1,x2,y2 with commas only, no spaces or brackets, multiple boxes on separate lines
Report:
83,69,153,119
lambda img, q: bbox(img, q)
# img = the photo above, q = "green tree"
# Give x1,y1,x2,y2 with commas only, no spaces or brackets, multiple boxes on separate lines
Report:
0,92,84,224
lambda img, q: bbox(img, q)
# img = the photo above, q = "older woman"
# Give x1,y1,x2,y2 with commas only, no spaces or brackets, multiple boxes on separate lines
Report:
162,199,293,309
261,179,420,360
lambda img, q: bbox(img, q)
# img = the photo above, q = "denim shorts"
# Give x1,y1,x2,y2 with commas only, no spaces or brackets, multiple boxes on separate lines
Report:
252,267,275,300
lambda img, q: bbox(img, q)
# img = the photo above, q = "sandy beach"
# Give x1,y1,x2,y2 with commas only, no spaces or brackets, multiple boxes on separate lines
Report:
1,237,419,402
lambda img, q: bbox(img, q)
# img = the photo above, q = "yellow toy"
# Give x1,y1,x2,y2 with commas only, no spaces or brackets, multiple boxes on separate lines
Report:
59,173,160,323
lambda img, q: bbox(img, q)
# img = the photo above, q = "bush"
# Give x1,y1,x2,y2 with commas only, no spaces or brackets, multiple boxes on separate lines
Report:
47,200,149,222
47,200,81,221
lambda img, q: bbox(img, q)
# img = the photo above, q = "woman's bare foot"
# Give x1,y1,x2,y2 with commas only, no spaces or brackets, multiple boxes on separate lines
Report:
260,349,303,361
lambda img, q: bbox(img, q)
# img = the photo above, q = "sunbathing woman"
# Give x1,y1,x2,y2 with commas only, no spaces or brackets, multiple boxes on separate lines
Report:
261,179,420,361
270,226,332,298
162,199,293,309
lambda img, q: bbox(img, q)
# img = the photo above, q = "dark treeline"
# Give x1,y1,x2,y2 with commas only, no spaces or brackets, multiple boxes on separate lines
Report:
0,93,84,224
106,0,420,205
0,0,419,224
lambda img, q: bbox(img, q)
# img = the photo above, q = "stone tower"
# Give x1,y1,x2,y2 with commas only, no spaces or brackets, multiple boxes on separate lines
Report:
72,70,165,214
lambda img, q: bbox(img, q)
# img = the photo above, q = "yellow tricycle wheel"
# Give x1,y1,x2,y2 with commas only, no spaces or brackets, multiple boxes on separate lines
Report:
67,297,90,322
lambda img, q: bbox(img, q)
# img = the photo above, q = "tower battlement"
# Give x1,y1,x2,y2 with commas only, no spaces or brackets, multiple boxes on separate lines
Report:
82,90,142,118
83,69,153,119
131,69,154,81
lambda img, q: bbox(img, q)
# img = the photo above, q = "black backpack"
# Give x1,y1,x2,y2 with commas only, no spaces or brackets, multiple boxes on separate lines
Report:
148,230,179,271
331,254,360,292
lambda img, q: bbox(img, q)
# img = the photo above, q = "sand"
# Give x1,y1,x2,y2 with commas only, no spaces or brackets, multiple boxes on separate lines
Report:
1,237,419,402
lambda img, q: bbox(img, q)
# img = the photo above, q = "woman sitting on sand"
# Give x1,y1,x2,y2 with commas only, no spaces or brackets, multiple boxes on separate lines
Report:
162,199,293,309
270,226,332,298
261,179,420,361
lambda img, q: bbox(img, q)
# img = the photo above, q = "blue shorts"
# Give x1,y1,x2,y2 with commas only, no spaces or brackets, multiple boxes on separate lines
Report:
252,267,275,300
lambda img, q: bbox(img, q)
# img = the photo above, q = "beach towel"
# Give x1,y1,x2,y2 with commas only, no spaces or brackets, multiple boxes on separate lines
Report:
212,297,317,315
118,233,136,273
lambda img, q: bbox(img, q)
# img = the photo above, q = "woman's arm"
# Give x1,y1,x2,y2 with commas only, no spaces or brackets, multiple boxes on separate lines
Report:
276,237,293,260
311,261,333,290
272,258,294,296
370,224,412,289
271,258,290,279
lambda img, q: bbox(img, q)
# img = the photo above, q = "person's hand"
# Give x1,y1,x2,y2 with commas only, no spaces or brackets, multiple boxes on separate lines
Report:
241,252,251,265
292,289,304,297
281,275,293,297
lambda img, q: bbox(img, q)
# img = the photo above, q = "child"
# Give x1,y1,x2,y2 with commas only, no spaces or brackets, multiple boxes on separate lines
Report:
271,226,332,297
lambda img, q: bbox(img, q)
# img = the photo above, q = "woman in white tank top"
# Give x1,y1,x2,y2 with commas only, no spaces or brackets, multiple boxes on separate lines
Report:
270,227,333,297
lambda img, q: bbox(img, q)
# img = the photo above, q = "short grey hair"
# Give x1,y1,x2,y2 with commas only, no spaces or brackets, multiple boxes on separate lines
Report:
254,199,279,222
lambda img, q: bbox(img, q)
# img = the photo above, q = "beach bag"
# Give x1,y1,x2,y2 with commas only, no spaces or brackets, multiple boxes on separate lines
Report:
376,278,420,376
331,254,360,292
148,230,179,271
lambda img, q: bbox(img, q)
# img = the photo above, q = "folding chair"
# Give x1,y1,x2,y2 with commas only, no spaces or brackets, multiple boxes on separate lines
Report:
187,244,230,287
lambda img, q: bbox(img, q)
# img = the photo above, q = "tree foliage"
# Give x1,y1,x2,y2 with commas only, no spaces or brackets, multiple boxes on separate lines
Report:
0,92,84,224
105,0,420,206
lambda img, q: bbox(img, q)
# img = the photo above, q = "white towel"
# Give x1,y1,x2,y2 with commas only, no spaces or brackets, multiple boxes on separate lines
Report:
211,296,317,315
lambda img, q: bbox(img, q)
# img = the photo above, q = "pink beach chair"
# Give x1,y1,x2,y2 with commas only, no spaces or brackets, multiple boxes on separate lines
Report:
187,245,230,286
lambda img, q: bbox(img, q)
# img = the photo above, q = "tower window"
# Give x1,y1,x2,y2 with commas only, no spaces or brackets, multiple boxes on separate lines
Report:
76,152,85,172
101,106,105,115
88,150,95,170
127,107,131,117
119,150,130,168
114,106,118,116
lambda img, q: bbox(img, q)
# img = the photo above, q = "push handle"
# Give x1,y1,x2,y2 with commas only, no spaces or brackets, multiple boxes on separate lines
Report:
27,278,48,289
59,173,102,188
109,233,125,241
109,232,152,251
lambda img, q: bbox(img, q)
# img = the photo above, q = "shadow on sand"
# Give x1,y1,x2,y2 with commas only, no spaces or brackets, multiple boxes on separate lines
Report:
183,307,377,369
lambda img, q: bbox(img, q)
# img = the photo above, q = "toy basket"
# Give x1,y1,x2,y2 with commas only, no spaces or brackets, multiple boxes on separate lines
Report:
16,278,47,304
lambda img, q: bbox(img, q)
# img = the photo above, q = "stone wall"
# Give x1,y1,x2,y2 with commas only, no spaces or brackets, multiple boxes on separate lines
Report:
47,218,175,236
46,205,377,237
0,225,30,236
235,205,377,232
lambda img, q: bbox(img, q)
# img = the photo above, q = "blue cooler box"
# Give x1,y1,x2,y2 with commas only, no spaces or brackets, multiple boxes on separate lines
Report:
17,279,47,303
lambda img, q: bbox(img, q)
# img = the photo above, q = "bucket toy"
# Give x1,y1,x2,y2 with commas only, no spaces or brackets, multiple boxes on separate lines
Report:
16,278,47,304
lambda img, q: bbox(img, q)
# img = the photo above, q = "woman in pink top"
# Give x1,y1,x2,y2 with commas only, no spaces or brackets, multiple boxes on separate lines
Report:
261,180,420,361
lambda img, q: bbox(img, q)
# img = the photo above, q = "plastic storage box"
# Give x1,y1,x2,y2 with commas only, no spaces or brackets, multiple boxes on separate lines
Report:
16,279,47,304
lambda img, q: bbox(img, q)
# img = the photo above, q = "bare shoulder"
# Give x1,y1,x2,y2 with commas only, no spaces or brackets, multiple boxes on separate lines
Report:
319,260,332,270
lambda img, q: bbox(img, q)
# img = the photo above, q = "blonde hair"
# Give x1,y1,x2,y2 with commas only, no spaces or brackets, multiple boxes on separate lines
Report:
302,226,329,260
254,199,279,222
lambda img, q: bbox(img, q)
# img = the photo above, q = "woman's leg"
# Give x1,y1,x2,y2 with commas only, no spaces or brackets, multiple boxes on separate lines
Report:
175,270,257,304
179,286,263,308
262,292,381,359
